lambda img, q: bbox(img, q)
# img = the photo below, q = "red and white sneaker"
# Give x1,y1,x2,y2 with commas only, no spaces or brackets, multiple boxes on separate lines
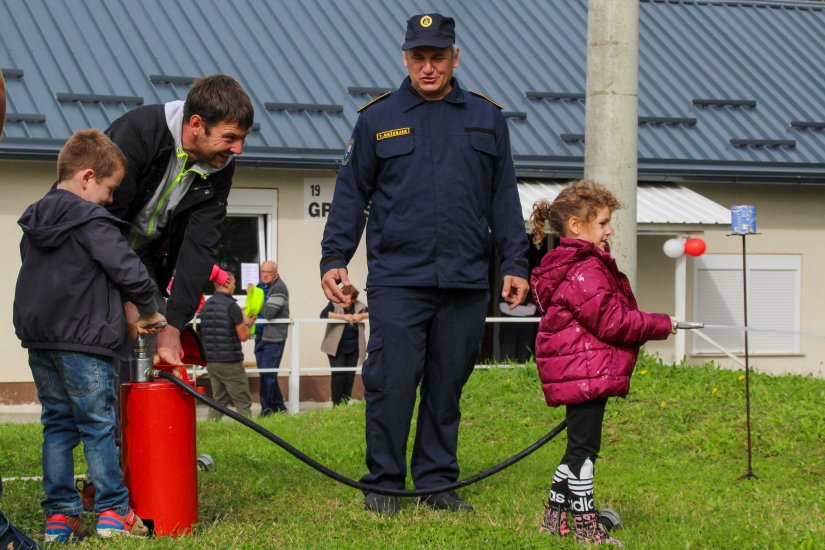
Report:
95,508,149,538
44,513,90,543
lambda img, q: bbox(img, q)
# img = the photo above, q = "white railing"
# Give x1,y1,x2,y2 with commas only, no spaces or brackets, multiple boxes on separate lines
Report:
194,317,541,414
196,317,750,414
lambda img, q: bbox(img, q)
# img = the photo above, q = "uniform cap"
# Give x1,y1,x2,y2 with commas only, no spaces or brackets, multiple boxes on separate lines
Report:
402,13,455,50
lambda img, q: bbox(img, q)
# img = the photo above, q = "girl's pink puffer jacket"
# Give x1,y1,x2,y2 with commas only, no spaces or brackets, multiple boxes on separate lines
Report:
531,238,672,407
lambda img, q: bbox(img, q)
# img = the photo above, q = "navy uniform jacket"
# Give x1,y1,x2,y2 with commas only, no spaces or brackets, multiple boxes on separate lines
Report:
321,77,528,288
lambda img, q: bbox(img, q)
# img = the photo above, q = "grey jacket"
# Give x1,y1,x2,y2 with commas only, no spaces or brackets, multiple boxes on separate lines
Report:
257,277,289,343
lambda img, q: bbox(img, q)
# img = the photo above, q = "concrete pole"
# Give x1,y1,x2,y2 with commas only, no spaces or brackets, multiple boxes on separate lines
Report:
584,0,640,288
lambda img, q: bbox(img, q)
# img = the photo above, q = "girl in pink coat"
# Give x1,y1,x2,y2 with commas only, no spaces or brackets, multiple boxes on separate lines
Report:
529,180,676,546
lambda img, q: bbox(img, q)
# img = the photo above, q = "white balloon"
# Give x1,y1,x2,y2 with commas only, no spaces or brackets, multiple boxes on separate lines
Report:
663,238,685,258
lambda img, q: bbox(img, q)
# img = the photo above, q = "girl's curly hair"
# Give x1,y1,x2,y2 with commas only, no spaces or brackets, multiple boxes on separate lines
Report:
529,179,622,248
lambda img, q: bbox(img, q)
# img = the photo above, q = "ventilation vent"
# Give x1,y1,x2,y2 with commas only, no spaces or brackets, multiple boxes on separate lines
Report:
693,98,756,108
1,68,24,78
5,113,46,123
265,102,343,113
730,138,795,148
526,91,584,101
57,93,143,105
790,120,825,130
149,74,197,85
347,86,392,96
639,116,697,126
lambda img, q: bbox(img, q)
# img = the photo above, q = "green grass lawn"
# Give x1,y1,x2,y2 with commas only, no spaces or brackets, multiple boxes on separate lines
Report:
2,353,824,549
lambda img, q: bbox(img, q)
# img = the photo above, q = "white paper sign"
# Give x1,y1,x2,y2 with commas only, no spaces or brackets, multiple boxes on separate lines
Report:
241,262,260,291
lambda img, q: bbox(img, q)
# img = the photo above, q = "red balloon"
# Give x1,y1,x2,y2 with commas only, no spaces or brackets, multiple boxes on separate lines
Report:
684,238,706,256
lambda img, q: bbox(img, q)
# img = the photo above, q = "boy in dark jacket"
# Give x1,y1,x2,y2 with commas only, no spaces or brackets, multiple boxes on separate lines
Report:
13,129,166,542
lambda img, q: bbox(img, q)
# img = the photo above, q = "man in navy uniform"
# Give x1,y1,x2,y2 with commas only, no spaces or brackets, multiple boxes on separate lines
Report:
320,13,529,515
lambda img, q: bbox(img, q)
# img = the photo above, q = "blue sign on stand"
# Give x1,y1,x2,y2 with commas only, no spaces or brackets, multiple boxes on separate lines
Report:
731,205,757,234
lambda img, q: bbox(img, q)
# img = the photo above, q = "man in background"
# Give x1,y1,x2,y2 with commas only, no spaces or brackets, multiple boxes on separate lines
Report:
254,261,290,415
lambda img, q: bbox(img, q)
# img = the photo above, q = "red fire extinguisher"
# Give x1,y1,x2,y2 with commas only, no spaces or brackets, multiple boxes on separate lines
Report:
120,328,206,537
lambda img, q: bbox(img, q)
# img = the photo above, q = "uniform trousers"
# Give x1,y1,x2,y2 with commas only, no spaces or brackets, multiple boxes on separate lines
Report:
360,286,488,490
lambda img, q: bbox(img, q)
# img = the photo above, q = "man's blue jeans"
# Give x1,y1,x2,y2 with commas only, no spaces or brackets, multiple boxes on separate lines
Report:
28,350,130,516
254,338,286,413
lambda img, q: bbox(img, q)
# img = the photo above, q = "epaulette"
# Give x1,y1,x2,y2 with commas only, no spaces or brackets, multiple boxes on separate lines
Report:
469,90,504,110
357,91,392,113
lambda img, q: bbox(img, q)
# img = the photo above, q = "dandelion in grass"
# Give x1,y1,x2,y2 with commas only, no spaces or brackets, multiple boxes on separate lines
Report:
738,375,745,381
711,387,718,395
660,401,667,408
639,370,649,375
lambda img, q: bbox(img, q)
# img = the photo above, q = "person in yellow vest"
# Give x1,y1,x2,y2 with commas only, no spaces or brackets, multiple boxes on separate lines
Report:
320,286,368,406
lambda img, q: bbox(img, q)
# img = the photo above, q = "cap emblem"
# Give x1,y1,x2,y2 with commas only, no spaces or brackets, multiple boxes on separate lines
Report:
420,15,433,27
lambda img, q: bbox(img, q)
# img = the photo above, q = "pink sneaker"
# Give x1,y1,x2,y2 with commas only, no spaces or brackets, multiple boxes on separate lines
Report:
539,503,571,536
573,512,624,546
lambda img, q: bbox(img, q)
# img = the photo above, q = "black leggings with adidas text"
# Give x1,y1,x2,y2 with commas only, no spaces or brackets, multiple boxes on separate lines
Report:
562,397,608,476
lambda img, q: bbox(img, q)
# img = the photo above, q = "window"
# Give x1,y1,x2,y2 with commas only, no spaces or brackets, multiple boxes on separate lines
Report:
205,188,278,296
692,254,801,354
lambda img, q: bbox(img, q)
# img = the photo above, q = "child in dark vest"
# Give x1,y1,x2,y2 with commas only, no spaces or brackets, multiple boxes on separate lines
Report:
199,272,256,419
529,179,677,546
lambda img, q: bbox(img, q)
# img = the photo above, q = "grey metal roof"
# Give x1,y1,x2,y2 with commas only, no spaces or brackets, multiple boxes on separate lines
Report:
518,180,731,233
2,0,825,181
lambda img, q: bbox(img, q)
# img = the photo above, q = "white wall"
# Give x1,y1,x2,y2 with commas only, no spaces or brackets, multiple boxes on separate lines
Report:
0,160,56,382
2,161,824,384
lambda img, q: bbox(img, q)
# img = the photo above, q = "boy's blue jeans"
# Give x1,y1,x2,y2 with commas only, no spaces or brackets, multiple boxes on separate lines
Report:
0,477,7,535
28,350,130,517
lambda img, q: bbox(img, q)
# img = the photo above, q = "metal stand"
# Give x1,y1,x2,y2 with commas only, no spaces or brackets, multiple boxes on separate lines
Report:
735,234,758,481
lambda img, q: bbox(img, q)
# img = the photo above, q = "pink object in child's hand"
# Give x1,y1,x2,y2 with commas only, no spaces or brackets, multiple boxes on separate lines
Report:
209,265,229,286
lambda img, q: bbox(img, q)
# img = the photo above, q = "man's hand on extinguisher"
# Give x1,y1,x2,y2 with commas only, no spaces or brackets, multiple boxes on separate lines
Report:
155,325,184,366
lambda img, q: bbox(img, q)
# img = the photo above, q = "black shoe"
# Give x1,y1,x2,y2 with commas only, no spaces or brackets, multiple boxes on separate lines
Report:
421,491,474,512
364,492,400,516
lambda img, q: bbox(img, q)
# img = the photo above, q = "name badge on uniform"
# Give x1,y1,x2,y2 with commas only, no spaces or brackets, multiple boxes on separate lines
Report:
376,127,412,141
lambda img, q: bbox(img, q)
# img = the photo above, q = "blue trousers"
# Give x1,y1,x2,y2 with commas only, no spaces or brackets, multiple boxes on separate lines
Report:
254,337,286,413
360,287,488,490
0,477,6,536
28,350,130,516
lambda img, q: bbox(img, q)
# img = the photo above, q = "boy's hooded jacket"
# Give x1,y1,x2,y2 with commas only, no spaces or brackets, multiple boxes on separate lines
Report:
531,237,672,406
14,189,159,360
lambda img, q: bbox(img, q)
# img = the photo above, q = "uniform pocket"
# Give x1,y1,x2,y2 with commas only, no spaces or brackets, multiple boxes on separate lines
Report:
361,334,386,392
468,133,497,156
376,135,414,158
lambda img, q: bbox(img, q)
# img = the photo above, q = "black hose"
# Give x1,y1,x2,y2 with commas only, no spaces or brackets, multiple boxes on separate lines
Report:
155,370,567,497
